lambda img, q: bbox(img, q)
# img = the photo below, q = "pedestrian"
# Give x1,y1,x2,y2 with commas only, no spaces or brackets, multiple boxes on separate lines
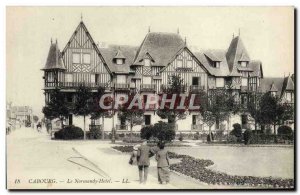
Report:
129,144,140,166
155,142,170,184
137,139,151,184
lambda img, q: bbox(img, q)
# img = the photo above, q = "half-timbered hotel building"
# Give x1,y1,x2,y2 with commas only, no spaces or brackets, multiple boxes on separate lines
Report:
42,20,294,134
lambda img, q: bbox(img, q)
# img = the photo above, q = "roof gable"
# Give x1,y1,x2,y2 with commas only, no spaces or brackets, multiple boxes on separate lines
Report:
133,32,185,66
61,21,112,75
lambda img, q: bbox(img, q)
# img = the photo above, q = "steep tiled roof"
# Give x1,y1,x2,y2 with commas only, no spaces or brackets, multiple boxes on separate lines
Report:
133,32,185,66
114,48,126,59
100,45,138,74
194,49,230,77
260,77,284,96
282,75,294,91
226,36,250,76
42,42,66,70
248,60,263,77
270,83,278,91
260,76,294,98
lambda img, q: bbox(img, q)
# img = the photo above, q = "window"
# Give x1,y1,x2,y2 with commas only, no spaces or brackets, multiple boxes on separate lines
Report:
83,53,91,64
216,78,224,88
177,60,183,68
286,92,293,102
143,76,151,85
187,60,193,68
66,94,73,103
240,61,248,67
72,53,80,64
213,61,220,68
242,78,248,86
145,115,151,125
95,74,99,83
192,115,197,125
117,75,126,84
65,74,73,82
192,77,199,86
271,91,277,96
47,72,54,82
144,59,150,66
91,74,95,83
241,71,248,77
116,59,123,65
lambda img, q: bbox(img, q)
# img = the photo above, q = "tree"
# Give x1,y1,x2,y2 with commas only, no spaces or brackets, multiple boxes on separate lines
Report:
259,92,294,134
42,88,70,127
118,93,144,141
89,86,110,140
140,121,175,142
157,75,188,128
74,84,93,140
200,88,237,142
33,115,39,123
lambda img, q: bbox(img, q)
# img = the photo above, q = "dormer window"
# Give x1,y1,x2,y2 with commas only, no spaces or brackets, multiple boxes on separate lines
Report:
213,61,220,68
116,59,124,65
144,59,151,66
239,61,248,67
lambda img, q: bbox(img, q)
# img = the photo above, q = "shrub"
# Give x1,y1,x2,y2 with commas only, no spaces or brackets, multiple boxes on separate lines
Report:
277,125,293,135
140,125,154,140
194,132,200,140
179,133,184,141
123,136,142,143
230,123,242,138
243,129,252,145
54,125,84,140
227,135,238,143
140,122,175,142
88,126,102,139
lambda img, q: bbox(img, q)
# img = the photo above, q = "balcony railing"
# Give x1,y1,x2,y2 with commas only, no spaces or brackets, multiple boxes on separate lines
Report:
45,82,110,90
114,83,130,90
140,84,156,92
191,124,203,130
161,84,187,93
116,124,128,130
189,85,205,93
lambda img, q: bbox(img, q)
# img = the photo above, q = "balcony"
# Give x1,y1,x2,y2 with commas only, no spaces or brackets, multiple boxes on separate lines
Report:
114,83,130,91
140,84,156,92
191,124,203,130
189,85,205,93
116,124,128,131
45,82,111,90
161,84,187,93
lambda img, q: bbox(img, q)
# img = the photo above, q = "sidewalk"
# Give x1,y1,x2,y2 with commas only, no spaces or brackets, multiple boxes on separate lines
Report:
74,143,178,189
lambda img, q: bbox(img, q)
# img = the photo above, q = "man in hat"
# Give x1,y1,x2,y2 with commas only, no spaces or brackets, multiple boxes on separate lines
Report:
137,139,151,184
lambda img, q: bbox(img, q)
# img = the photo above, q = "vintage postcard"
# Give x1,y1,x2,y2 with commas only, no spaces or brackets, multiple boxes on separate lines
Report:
6,7,295,190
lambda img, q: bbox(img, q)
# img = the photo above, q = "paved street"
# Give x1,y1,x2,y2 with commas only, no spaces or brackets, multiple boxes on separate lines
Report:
7,127,294,189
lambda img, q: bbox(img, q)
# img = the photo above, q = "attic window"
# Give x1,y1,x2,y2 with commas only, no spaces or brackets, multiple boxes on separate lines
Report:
116,59,124,65
72,53,80,64
187,60,192,68
213,61,220,68
83,53,91,64
144,59,151,66
177,60,183,68
239,61,248,67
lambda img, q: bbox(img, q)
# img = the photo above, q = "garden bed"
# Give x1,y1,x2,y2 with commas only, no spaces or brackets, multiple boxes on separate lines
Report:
112,146,294,188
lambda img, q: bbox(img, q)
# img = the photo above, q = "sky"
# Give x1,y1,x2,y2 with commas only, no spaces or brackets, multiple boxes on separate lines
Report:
6,7,294,116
